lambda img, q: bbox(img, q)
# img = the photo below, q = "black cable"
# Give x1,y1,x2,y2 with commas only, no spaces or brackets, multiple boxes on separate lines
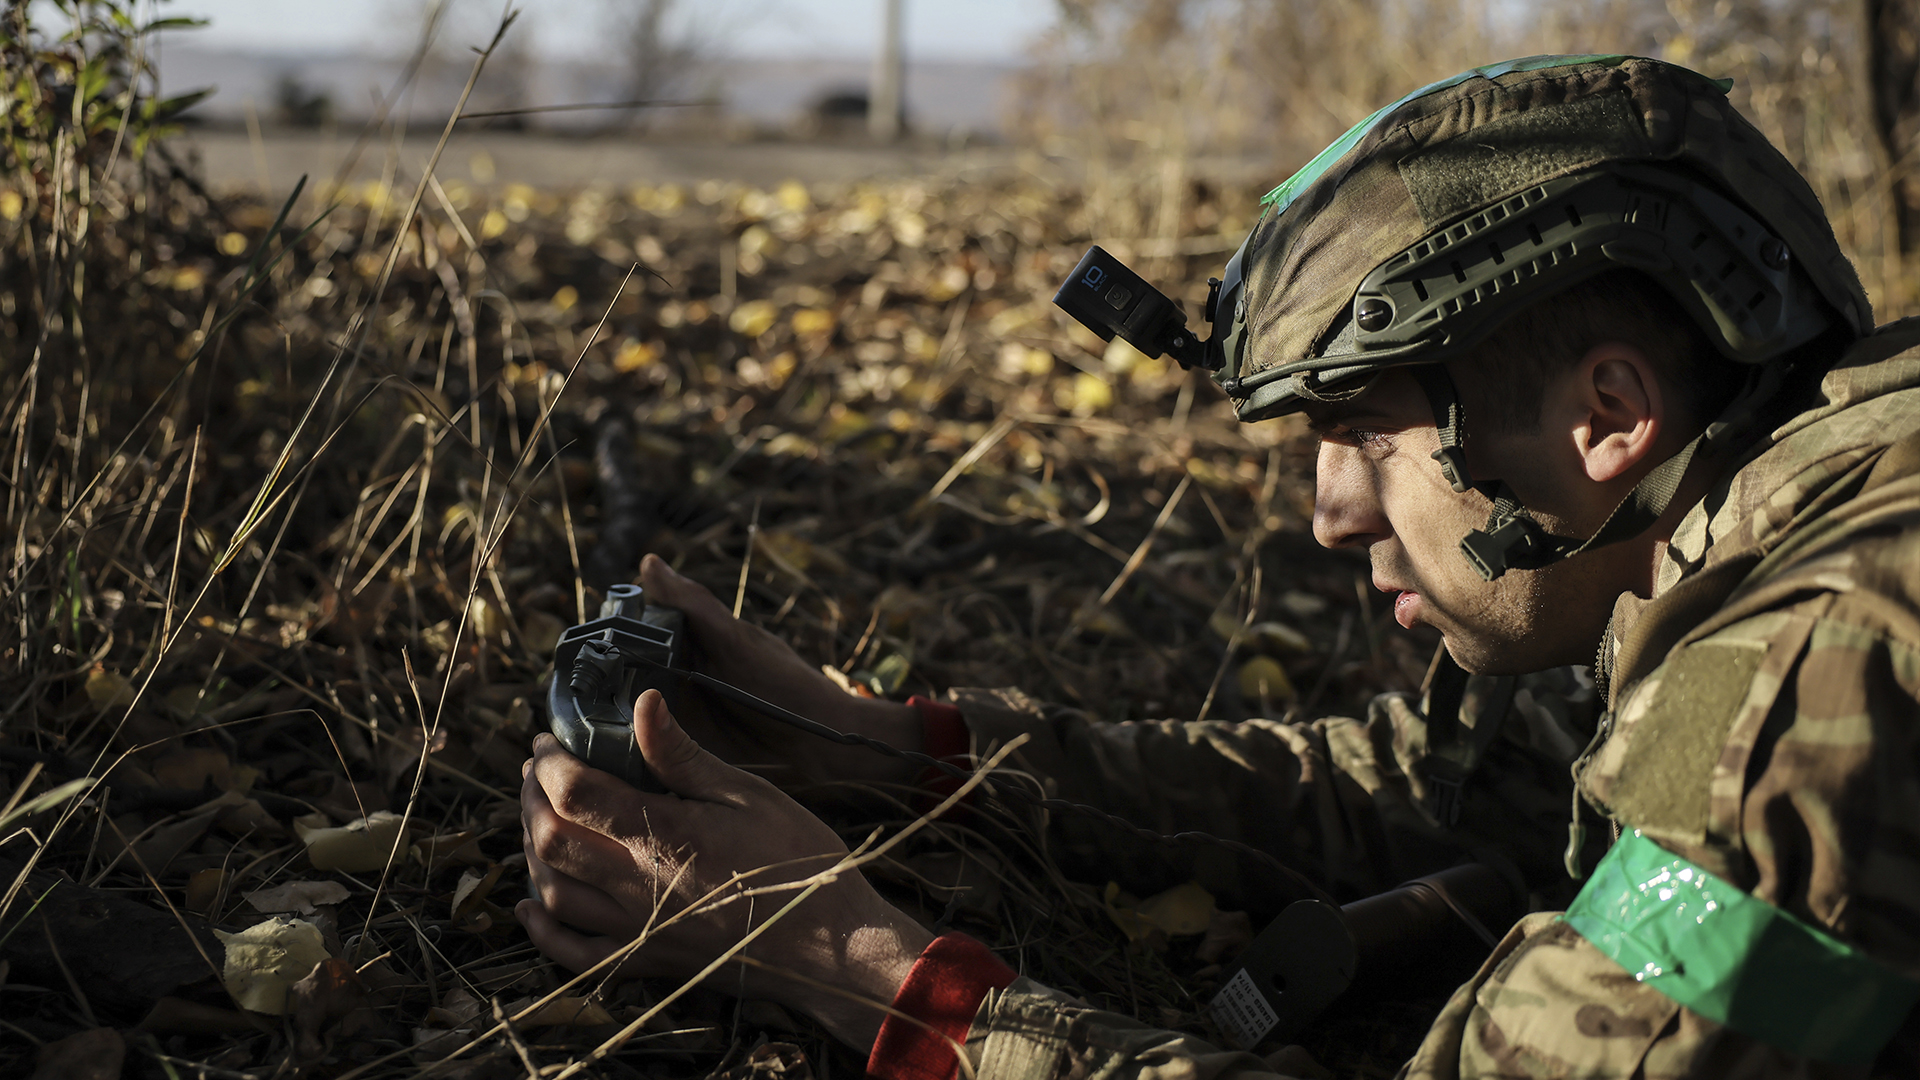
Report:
673,666,1337,908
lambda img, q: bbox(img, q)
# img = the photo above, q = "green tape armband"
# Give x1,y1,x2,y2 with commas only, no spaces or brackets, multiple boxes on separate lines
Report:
1563,830,1920,1065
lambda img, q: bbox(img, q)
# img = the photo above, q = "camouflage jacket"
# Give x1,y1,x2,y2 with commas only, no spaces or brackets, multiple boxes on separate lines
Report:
942,319,1920,1078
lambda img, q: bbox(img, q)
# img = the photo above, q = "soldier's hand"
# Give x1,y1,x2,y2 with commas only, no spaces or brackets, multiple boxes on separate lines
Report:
639,553,923,787
517,689,931,1052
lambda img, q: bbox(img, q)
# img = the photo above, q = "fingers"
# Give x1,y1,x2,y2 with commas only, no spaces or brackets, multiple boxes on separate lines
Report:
633,689,763,806
514,898,629,976
523,846,637,937
641,554,736,632
527,733,649,839
521,757,641,884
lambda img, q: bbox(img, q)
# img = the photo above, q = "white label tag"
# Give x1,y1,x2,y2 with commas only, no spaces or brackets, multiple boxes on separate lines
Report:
1211,966,1278,1049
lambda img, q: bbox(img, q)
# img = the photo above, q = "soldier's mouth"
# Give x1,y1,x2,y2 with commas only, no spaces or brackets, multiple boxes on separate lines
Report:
1373,575,1423,629
1392,590,1421,629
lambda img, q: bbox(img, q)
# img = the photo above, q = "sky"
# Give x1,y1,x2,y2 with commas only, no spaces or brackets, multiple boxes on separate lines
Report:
164,0,1057,63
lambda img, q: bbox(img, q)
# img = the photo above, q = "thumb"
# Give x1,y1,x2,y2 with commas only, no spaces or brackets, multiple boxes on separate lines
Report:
632,688,743,801
641,554,734,627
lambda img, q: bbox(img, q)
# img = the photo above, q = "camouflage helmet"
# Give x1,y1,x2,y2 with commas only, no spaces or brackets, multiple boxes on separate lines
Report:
1214,54,1870,422
1192,54,1872,580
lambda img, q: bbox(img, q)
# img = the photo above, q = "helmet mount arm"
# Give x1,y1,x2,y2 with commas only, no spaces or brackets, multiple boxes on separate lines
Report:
1052,246,1221,372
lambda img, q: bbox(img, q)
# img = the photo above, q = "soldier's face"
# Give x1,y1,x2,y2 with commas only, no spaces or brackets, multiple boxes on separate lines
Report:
1307,368,1632,674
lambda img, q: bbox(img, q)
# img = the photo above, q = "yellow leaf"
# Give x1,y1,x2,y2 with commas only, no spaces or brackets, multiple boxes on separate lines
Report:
1133,880,1216,936
1102,336,1147,375
764,432,818,458
774,179,811,212
738,224,774,257
1237,656,1296,703
479,209,508,240
790,307,836,338
218,231,249,256
243,880,350,916
214,917,330,1015
1058,372,1112,415
0,189,21,221
612,338,657,372
729,299,778,338
551,285,578,313
1103,880,1215,943
822,406,872,442
85,667,136,710
1247,621,1312,654
296,811,408,873
467,596,505,641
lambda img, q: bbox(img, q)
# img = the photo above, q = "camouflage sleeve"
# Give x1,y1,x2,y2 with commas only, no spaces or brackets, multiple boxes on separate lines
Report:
957,977,1319,1080
946,669,1596,906
1406,563,1920,1076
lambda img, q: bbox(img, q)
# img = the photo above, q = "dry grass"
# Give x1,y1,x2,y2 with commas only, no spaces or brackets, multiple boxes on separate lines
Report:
2,2,1912,1077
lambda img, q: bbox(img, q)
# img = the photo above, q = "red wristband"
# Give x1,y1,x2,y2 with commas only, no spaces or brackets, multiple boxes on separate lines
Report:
867,932,1018,1080
908,695,970,802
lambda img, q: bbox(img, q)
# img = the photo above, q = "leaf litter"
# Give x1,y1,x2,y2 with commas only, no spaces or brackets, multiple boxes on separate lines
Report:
0,45,1446,1080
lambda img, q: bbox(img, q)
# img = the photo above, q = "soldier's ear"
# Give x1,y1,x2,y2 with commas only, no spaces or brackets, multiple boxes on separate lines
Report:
1569,341,1663,485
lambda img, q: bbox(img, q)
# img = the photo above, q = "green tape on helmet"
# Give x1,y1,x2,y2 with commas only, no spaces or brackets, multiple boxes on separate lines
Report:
1564,830,1920,1065
1260,54,1632,217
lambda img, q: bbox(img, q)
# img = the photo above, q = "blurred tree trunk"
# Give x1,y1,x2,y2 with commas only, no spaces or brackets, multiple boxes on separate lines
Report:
1870,0,1920,255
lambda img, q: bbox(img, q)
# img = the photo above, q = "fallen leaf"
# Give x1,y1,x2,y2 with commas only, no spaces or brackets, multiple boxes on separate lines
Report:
139,996,265,1036
151,747,231,790
1104,880,1216,943
1197,909,1254,965
130,804,224,875
729,299,778,338
245,880,350,915
290,957,369,1058
31,1027,123,1080
612,338,658,372
413,830,488,872
1059,372,1112,415
868,652,911,696
84,667,135,710
790,307,836,338
213,796,283,838
1237,656,1296,703
186,867,228,914
426,986,486,1028
1134,881,1216,936
297,811,408,873
451,863,507,931
1246,621,1313,655
214,916,331,1015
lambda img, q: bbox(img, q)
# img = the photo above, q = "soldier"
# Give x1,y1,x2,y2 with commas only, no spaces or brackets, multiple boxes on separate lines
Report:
517,55,1920,1077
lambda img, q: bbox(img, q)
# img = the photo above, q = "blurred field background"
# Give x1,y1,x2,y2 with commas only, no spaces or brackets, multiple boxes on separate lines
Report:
3,1,1916,1077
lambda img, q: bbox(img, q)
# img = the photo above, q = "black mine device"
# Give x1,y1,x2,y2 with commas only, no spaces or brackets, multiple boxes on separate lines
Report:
547,583,687,792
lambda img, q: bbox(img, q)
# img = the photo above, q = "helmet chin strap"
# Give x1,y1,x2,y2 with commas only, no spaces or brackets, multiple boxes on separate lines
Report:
1408,364,1775,582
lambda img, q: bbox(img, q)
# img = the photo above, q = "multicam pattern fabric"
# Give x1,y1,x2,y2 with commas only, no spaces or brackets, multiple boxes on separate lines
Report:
1235,54,1872,397
948,661,1599,916
940,323,1920,1077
